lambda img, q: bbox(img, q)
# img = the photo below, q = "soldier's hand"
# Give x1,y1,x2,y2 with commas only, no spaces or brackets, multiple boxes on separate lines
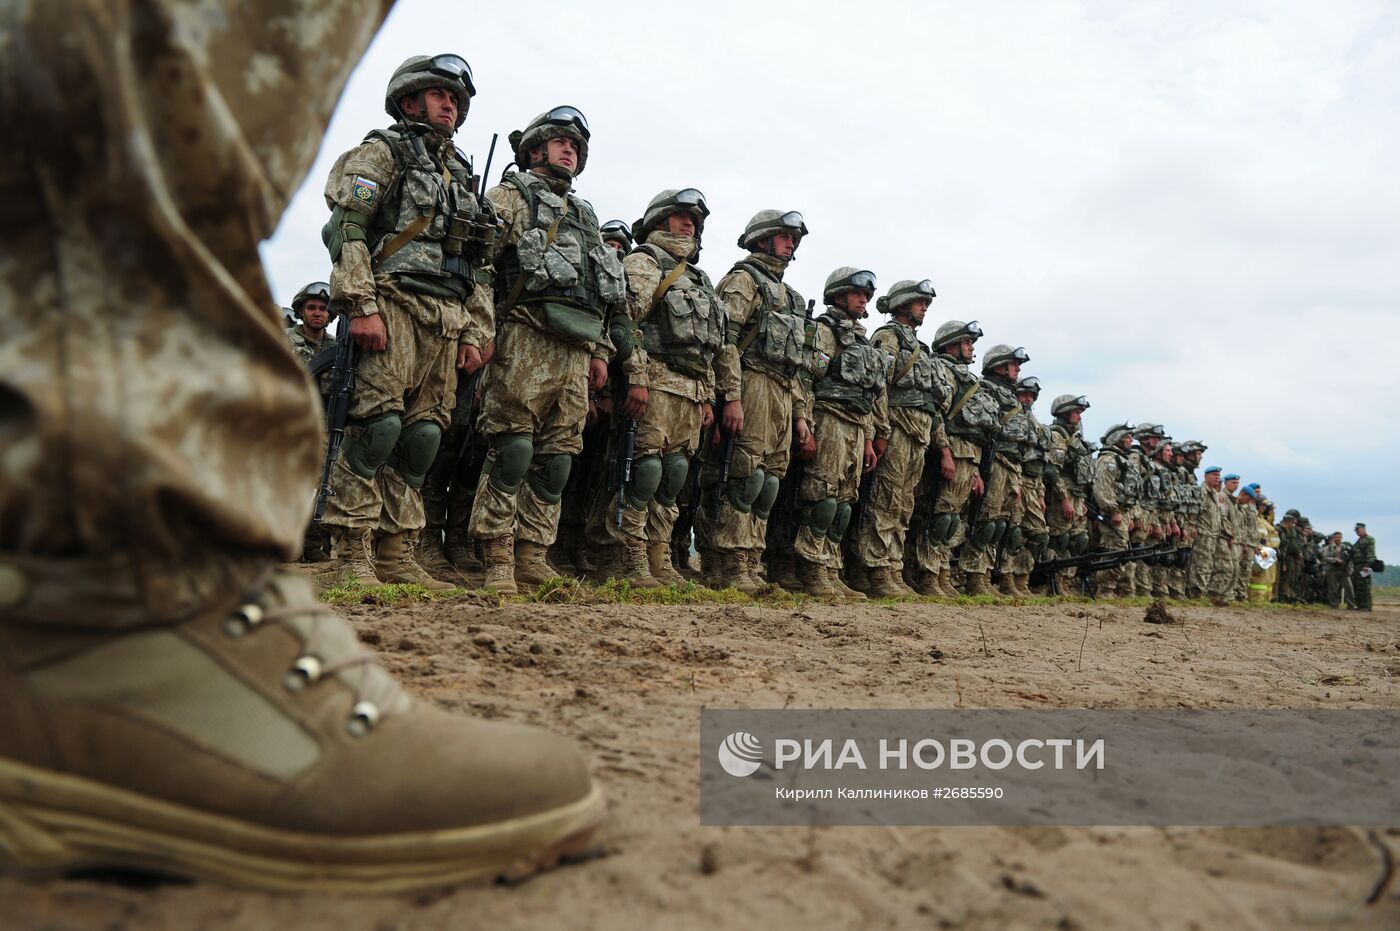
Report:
971,474,985,497
1110,512,1123,526
873,437,888,460
457,343,483,374
481,338,496,366
939,447,956,481
700,402,715,430
722,399,745,435
1060,498,1074,521
797,428,817,462
863,440,878,473
623,385,649,420
588,357,608,392
349,313,388,352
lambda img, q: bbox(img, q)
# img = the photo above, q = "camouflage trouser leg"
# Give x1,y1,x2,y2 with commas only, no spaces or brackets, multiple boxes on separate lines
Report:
1234,551,1251,601
1355,573,1372,610
1094,518,1131,595
858,413,929,571
794,411,867,566
958,457,1017,575
695,368,791,555
598,390,701,545
1208,538,1235,597
1188,536,1215,595
469,321,588,546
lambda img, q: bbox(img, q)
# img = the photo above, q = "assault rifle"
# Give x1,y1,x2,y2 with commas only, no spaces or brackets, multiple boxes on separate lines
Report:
312,314,357,522
709,411,737,521
962,439,997,533
1030,543,1190,597
608,373,639,529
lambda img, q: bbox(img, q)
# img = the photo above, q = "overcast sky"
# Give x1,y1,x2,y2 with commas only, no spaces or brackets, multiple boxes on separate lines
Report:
263,0,1398,558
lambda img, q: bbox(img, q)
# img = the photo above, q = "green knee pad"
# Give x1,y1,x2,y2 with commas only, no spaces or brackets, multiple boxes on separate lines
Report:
1050,532,1070,554
931,512,958,545
387,420,442,489
827,500,853,543
752,472,782,520
727,469,766,514
655,452,690,508
1004,525,1023,552
800,496,839,535
972,520,998,549
1071,531,1091,556
1028,533,1051,561
527,452,573,504
625,455,664,510
487,432,534,495
343,413,402,479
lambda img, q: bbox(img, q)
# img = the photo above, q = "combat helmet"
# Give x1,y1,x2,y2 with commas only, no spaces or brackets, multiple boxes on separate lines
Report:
737,209,808,254
290,281,330,318
1133,422,1165,441
509,105,591,178
384,54,475,129
932,319,983,351
823,267,878,305
1051,393,1090,417
633,188,710,243
1101,422,1135,447
600,220,633,252
981,343,1029,375
877,279,936,317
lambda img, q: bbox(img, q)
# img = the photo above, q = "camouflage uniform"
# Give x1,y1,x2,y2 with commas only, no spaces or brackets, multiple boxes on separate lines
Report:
286,323,337,365
1321,539,1349,608
959,358,1032,592
1001,402,1050,596
1046,410,1094,593
1352,530,1376,611
1092,440,1135,596
286,322,337,561
1200,482,1235,599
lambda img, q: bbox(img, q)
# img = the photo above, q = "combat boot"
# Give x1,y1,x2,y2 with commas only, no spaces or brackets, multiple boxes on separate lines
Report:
797,557,836,598
444,528,482,572
827,565,868,601
482,535,518,595
648,543,685,587
699,550,723,589
622,539,661,590
413,530,462,584
908,570,939,596
866,567,905,599
0,570,601,891
768,549,803,592
332,527,381,587
845,559,871,594
997,573,1018,597
963,571,995,597
740,549,769,591
718,551,761,594
588,544,624,583
936,566,959,598
375,532,456,592
1014,573,1034,597
514,541,559,587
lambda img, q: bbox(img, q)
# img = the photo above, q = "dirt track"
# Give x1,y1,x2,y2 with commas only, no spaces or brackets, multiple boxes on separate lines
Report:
5,590,1399,930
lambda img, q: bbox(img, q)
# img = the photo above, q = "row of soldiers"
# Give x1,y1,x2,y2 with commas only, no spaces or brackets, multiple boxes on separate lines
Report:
283,54,1376,607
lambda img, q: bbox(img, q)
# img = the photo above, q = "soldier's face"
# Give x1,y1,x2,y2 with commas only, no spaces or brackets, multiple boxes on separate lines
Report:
768,232,796,259
1016,391,1036,407
1206,473,1221,488
1066,409,1082,425
1225,478,1239,493
301,299,329,329
403,87,458,132
605,238,626,254
545,136,578,173
1001,361,1021,381
1332,534,1342,544
1357,528,1367,538
954,338,976,363
665,212,697,237
842,291,869,316
906,299,929,324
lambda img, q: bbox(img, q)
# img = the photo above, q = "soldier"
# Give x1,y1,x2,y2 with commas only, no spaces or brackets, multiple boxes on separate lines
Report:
285,280,336,365
1353,522,1377,611
1129,424,1166,596
600,219,634,254
1200,467,1237,604
589,188,721,587
1223,473,1251,601
999,376,1050,596
1321,531,1349,608
913,321,998,596
791,268,889,598
695,210,814,593
1147,439,1180,598
1092,423,1138,597
1045,394,1094,594
468,106,624,594
0,9,598,891
1165,441,1198,598
959,345,1033,596
319,56,496,593
1276,509,1302,602
859,280,948,598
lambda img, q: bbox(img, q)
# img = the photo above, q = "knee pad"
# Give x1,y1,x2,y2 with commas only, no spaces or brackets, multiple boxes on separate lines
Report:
526,452,573,504
827,500,853,543
387,420,443,489
931,512,957,546
1050,532,1070,554
800,496,839,535
1029,533,1051,561
1071,531,1091,556
727,468,766,514
625,454,665,510
342,413,402,479
752,472,782,520
655,452,690,508
972,520,998,549
487,432,534,495
1005,525,1024,552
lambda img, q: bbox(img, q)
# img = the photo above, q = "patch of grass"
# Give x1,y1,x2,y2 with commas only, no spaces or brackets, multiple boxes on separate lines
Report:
320,582,466,606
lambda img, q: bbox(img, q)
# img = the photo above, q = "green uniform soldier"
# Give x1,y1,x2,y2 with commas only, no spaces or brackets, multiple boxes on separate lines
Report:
1321,531,1349,608
1000,376,1051,596
285,281,336,561
1092,423,1139,597
468,106,623,594
1046,394,1094,593
1353,522,1377,611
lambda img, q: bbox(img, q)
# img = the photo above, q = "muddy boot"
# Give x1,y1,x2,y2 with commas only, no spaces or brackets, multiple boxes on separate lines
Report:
374,532,455,592
740,549,768,591
717,551,761,594
797,557,836,597
588,544,624,583
963,571,995,597
699,550,723,589
1014,573,1034,597
827,565,867,601
908,570,939,596
845,559,871,594
514,540,559,588
332,527,381,587
482,535,518,595
0,570,601,891
935,566,959,598
997,573,1018,597
648,543,685,587
768,549,802,592
621,539,661,590
866,567,905,599
444,528,482,572
550,542,578,578
413,531,462,584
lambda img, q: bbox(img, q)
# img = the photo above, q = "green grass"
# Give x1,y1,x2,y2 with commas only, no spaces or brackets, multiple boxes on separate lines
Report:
320,581,467,606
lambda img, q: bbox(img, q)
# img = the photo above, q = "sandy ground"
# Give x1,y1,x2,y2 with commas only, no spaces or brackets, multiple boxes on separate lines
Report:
5,589,1399,931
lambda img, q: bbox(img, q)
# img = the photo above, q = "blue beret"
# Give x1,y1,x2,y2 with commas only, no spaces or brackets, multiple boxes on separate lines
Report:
1223,473,1240,481
1204,466,1222,474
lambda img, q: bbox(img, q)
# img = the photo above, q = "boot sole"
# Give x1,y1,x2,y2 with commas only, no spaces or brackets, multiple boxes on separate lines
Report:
0,758,604,893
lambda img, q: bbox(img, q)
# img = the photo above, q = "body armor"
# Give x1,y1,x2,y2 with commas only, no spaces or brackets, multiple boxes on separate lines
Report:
812,312,886,415
875,322,939,414
1021,415,1051,478
935,355,1001,441
635,244,725,380
730,259,808,378
983,376,1034,462
1051,422,1094,495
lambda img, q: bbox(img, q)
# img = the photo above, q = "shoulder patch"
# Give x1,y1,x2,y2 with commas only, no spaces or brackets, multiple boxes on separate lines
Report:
351,176,379,207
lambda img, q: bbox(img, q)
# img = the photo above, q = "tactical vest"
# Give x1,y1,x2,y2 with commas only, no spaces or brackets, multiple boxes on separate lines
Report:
635,244,725,380
1051,422,1094,494
812,312,886,415
730,259,808,378
1021,416,1050,478
1119,450,1145,504
936,355,1001,441
983,377,1033,462
874,322,939,414
494,171,625,344
359,128,484,301
1141,459,1169,509
1176,469,1202,515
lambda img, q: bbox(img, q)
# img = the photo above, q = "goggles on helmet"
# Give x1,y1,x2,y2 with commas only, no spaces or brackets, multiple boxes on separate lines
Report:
601,220,632,238
847,270,877,293
540,105,590,140
303,282,330,298
408,54,476,98
912,279,936,297
1017,377,1041,394
964,320,983,339
1010,346,1029,364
